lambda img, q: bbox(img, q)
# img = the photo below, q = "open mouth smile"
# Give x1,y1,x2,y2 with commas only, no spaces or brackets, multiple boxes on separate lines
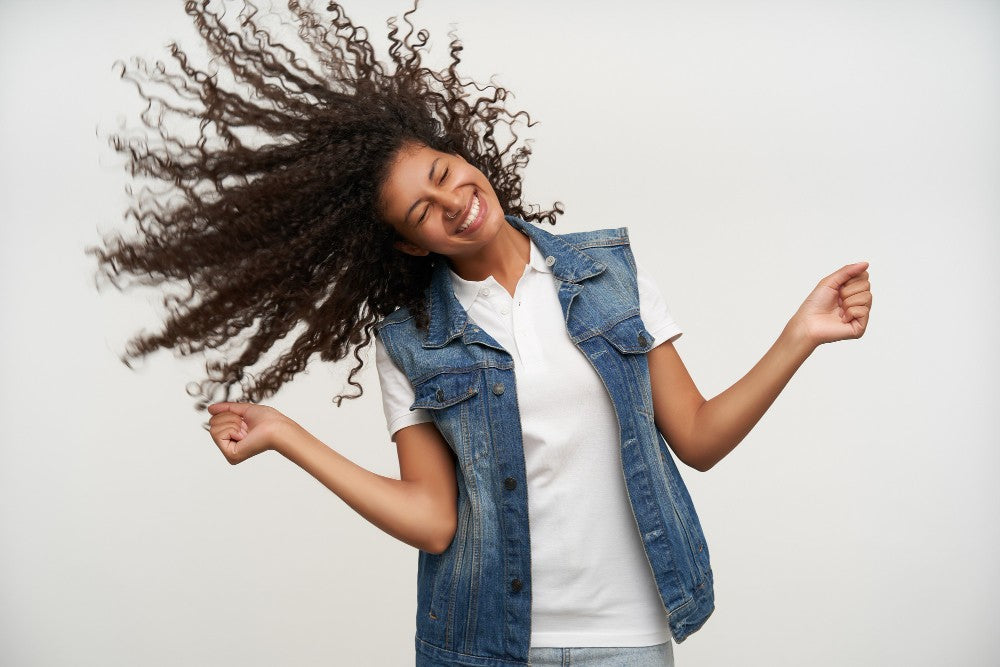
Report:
455,190,484,234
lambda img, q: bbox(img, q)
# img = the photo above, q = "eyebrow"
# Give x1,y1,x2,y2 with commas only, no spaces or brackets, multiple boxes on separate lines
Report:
404,157,441,225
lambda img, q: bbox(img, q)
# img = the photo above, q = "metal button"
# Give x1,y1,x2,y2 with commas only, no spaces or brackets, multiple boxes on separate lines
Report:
492,382,505,396
544,255,555,267
637,332,648,347
504,477,517,490
511,578,523,592
435,388,445,402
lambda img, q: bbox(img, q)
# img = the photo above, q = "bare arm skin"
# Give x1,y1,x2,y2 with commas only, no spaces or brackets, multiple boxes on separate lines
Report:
206,403,458,554
649,262,873,472
273,421,458,553
649,324,814,471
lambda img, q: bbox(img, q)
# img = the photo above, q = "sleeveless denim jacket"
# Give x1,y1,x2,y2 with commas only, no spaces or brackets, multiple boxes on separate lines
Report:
375,215,714,666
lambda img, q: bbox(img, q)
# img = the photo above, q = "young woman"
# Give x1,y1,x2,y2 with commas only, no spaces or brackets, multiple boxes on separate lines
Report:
90,3,872,665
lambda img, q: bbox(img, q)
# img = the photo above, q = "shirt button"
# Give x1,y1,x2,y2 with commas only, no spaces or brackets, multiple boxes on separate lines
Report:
511,578,523,592
500,306,510,315
492,382,505,396
544,256,555,267
480,287,491,297
504,477,517,490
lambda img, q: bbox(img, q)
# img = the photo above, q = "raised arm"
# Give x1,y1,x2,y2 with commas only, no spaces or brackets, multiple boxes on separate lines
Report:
648,262,872,472
206,403,458,554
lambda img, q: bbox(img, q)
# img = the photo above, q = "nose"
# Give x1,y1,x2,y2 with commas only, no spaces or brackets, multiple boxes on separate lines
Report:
441,189,464,220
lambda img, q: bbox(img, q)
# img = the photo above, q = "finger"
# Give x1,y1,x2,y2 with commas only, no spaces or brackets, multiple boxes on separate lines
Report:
841,291,871,308
821,262,869,289
210,424,243,442
214,424,246,451
212,431,241,462
210,414,246,434
843,305,869,322
840,270,868,287
209,414,242,431
845,270,869,283
839,280,870,299
208,401,251,416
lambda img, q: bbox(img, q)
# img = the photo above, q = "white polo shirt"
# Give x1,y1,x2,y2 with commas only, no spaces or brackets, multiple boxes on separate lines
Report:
375,238,682,647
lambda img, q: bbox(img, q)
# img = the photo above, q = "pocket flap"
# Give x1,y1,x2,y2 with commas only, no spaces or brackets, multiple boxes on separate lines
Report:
601,315,655,354
410,371,481,410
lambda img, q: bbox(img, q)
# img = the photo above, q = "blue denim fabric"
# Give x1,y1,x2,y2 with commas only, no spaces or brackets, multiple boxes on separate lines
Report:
528,642,673,667
376,215,714,667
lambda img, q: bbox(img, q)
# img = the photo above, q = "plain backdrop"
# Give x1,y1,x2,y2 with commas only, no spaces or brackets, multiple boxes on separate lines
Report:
1,1,998,665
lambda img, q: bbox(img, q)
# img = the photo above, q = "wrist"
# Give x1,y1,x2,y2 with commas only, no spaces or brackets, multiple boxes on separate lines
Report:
782,317,818,359
271,419,306,457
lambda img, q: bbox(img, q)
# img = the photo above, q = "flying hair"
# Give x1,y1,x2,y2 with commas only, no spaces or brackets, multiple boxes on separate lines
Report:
87,0,563,410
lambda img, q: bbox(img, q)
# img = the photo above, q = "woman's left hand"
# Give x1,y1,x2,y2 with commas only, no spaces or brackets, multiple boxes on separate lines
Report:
789,261,873,347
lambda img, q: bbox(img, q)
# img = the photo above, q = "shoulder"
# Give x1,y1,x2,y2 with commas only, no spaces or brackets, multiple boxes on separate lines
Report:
555,226,631,250
375,305,416,335
555,226,638,277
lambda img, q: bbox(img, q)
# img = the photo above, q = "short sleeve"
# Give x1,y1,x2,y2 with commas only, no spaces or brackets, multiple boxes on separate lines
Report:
636,260,683,348
374,336,434,441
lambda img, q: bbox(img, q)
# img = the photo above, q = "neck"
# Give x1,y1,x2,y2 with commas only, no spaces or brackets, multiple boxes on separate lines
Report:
447,219,530,296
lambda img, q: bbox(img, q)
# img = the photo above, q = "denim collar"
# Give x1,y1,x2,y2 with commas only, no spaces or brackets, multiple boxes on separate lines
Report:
423,215,606,348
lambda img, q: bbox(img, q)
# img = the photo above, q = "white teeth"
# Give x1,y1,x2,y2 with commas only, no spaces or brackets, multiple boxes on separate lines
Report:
457,193,480,233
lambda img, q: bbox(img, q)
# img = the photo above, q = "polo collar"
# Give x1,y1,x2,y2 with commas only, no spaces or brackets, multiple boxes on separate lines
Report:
447,235,552,312
423,215,606,348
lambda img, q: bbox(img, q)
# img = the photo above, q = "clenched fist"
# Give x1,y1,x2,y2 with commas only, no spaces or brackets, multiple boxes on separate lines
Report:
205,402,298,464
790,261,873,347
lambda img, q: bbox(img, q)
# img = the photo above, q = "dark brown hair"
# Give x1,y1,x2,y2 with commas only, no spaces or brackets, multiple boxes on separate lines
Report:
87,0,562,410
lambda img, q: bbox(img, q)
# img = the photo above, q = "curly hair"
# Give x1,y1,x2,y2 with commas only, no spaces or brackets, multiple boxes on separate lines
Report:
87,0,563,410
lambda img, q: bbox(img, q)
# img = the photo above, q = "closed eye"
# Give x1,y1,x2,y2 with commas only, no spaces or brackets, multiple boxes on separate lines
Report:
415,167,449,224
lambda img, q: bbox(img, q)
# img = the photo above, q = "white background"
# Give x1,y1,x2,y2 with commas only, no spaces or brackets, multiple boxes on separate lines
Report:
1,1,998,665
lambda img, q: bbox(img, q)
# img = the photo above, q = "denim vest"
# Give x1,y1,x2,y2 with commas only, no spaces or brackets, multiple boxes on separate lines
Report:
376,215,714,666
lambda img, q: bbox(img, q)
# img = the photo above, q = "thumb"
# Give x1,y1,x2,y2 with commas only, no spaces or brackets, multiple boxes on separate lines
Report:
207,401,250,416
820,261,869,289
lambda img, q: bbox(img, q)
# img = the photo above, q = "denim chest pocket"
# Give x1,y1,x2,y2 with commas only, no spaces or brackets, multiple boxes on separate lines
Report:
600,314,656,354
410,370,489,463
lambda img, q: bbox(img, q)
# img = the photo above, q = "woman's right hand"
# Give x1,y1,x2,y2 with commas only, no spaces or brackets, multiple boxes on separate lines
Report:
205,402,298,464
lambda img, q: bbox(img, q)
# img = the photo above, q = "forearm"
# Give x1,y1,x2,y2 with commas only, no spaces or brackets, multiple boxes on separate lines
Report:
272,423,452,553
688,321,815,471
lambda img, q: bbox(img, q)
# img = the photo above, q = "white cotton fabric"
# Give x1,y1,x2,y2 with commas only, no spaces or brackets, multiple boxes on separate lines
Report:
374,238,682,647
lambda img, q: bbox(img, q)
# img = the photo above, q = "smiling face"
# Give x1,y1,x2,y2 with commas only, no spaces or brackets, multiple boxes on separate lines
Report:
378,142,507,259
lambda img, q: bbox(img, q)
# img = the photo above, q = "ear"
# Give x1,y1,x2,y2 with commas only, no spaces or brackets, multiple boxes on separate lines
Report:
393,239,431,257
